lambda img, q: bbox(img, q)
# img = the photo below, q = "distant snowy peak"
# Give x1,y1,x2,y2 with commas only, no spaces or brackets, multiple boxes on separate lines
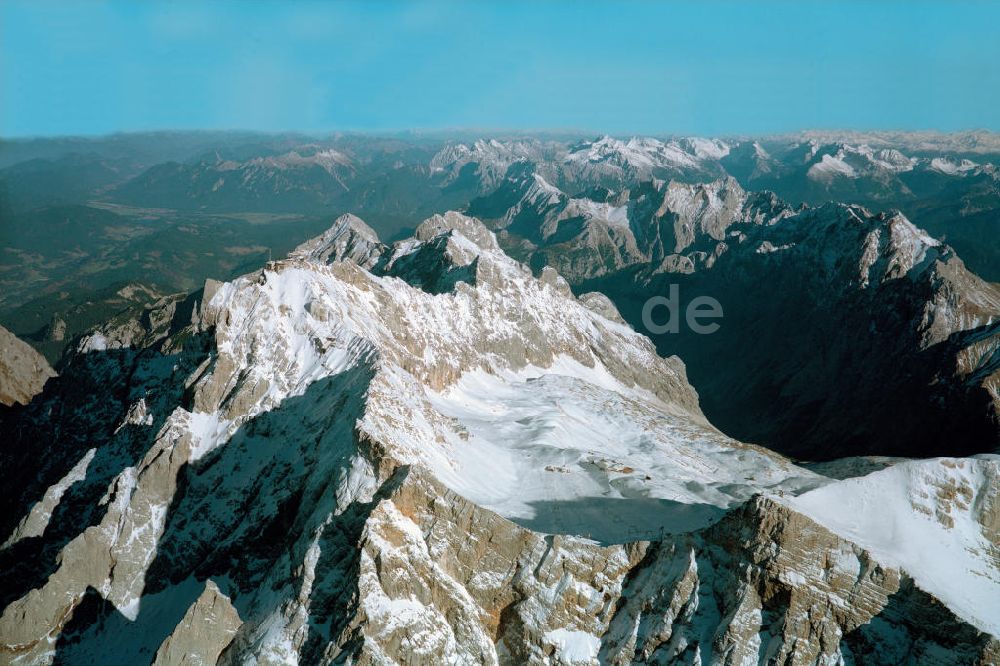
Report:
217,147,354,176
652,177,794,253
929,156,981,176
679,136,731,160
791,129,1000,154
563,135,727,178
806,143,916,182
718,140,782,182
428,138,556,190
807,152,858,180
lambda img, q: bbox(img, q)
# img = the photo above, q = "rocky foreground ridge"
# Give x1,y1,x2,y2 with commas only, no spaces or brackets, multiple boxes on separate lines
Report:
0,213,998,664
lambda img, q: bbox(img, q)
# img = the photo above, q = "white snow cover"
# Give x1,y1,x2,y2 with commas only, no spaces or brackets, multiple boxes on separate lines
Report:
807,143,916,182
426,360,824,542
807,153,857,180
543,628,601,664
176,216,825,546
662,179,731,222
429,138,556,189
11,212,999,657
78,332,109,352
563,198,630,228
681,137,731,160
564,136,706,173
929,156,980,175
786,456,1000,635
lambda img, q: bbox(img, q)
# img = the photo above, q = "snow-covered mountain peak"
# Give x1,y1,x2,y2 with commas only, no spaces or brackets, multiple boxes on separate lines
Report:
768,203,947,289
567,135,699,171
651,176,794,254
806,143,916,183
6,202,1000,661
428,138,555,190
679,136,731,160
929,156,981,175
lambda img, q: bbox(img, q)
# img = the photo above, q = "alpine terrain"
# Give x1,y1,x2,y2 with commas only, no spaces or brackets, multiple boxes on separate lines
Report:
2,203,1000,664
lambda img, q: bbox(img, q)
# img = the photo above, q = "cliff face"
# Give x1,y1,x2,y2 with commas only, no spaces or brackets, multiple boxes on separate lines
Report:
341,468,1000,665
1,213,998,665
0,324,55,406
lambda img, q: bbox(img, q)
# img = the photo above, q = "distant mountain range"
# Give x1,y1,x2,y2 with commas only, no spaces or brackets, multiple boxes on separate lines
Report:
4,130,996,275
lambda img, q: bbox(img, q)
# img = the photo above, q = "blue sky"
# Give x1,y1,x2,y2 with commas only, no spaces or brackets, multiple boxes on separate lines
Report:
2,1,999,138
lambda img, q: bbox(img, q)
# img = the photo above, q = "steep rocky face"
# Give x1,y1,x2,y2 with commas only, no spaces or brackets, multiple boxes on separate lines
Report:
288,213,385,269
0,324,56,406
469,172,790,282
2,214,998,664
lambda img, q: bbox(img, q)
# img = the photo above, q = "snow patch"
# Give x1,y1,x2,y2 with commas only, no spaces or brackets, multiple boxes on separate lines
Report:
543,628,601,664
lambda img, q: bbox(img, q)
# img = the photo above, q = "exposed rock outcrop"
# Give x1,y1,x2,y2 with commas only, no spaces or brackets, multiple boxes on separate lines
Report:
288,213,385,269
0,324,56,406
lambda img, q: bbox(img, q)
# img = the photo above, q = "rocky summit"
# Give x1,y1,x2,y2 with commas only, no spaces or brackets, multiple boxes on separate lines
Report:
1,212,999,664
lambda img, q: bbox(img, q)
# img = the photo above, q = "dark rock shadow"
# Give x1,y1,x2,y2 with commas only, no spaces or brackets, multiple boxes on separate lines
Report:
54,582,203,665
840,576,997,664
515,496,727,545
0,336,211,610
582,238,1000,460
51,361,381,664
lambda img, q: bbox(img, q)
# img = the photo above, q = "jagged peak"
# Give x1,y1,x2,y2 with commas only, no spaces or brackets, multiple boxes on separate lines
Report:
414,211,499,252
288,213,384,268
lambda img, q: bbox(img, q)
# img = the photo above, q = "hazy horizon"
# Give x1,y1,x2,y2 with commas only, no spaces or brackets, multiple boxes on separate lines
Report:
4,126,1000,143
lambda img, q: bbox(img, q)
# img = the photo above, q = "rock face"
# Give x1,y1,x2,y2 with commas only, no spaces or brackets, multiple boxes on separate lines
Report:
152,581,241,666
1,214,998,664
354,467,1000,665
469,171,791,282
0,324,56,406
288,213,385,269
